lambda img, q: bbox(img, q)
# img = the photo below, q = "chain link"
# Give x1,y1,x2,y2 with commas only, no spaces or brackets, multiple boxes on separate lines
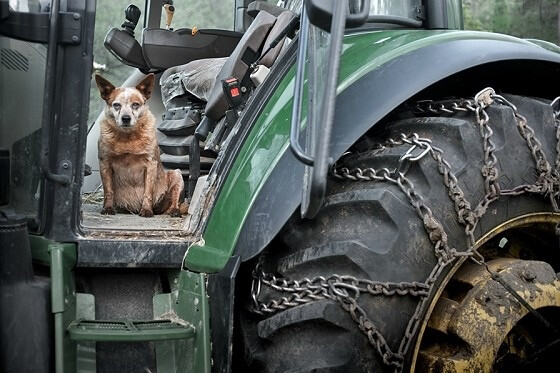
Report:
250,88,560,372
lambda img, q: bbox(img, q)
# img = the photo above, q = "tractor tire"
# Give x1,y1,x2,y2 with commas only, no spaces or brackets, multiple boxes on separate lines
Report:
238,94,560,372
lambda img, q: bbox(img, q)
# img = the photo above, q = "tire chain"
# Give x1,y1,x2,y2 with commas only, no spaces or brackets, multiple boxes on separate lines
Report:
250,88,560,372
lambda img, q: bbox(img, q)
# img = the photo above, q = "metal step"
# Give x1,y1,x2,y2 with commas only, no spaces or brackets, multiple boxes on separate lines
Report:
67,319,195,342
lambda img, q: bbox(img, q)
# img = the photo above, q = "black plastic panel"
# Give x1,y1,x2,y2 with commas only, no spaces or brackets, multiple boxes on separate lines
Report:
142,28,242,70
1,218,52,371
104,27,149,70
77,239,189,268
157,132,217,157
0,149,8,205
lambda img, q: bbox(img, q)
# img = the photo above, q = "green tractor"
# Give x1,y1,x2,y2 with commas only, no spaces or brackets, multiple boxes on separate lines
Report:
3,0,560,371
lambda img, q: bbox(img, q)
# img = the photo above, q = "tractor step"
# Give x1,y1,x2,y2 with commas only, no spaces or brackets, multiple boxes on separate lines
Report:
67,319,195,342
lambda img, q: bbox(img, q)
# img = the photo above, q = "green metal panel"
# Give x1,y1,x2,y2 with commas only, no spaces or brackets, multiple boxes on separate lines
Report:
29,236,78,372
153,270,211,373
185,29,544,273
526,38,560,53
49,242,77,373
29,234,54,265
67,319,195,342
76,293,96,373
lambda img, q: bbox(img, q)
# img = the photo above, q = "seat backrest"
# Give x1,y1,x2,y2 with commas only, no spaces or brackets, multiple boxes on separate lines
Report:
204,9,298,121
203,10,276,121
258,10,297,68
160,10,276,113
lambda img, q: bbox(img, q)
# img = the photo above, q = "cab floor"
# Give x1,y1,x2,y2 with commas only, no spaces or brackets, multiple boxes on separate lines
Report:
80,203,186,232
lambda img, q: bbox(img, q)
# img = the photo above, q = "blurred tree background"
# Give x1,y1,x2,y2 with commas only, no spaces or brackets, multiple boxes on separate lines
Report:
87,0,234,127
463,0,560,43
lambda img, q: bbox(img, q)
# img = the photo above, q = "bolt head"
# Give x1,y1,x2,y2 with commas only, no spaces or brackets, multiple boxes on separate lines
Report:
521,269,536,282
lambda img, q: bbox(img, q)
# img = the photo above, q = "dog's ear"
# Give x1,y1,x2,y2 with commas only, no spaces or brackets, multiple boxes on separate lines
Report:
135,73,155,101
95,74,116,102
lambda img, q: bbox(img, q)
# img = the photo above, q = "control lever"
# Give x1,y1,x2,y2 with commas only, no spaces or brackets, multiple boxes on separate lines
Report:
163,1,175,30
122,4,141,36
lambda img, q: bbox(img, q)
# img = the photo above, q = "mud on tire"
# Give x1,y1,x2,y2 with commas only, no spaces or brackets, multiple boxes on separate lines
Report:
238,93,560,372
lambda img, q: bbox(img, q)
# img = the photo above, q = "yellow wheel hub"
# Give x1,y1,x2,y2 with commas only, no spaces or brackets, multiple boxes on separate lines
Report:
415,214,560,372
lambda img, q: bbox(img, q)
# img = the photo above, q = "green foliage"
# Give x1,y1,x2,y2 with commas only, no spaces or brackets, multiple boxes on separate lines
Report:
463,0,560,43
462,0,484,31
492,0,511,34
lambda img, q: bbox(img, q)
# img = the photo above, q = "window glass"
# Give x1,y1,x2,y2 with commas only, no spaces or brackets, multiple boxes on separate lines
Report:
161,0,235,31
368,0,422,19
276,0,303,13
87,0,142,130
464,0,560,44
0,5,48,223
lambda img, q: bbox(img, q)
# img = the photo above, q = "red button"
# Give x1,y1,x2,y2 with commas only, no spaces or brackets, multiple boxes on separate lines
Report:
230,87,240,97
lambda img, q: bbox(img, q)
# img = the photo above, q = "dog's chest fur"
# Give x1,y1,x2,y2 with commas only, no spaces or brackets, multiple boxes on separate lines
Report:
98,111,165,210
95,73,186,217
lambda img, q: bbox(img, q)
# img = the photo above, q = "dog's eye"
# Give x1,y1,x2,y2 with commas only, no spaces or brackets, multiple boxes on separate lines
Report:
112,103,121,110
132,103,140,110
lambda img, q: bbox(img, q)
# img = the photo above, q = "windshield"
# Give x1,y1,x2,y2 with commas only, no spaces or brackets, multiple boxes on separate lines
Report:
369,0,422,18
161,0,234,30
276,0,423,19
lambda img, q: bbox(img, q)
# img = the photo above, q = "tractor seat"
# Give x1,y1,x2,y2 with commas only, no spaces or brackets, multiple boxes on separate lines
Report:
160,9,296,119
157,7,297,199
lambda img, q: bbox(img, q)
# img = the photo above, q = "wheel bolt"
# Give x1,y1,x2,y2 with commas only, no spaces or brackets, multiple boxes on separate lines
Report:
520,269,536,282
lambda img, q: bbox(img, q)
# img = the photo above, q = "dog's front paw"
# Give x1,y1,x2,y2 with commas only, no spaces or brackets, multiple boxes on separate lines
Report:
169,208,182,218
101,206,116,215
139,208,154,218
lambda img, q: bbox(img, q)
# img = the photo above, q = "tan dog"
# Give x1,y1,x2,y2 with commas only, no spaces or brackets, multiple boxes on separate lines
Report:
95,73,187,217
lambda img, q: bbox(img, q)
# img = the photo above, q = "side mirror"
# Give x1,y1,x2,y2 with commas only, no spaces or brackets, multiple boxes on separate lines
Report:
305,0,370,32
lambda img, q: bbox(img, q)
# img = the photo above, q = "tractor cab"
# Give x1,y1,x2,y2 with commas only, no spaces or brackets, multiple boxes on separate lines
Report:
4,1,560,372
80,0,443,239
80,1,303,238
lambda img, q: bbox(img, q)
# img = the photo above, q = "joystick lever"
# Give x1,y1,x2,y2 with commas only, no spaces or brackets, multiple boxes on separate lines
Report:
121,4,141,36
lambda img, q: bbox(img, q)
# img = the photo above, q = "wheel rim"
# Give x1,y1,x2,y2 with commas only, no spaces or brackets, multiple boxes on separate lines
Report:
414,213,560,372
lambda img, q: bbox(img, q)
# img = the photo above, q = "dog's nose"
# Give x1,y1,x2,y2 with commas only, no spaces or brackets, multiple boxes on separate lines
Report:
122,115,131,124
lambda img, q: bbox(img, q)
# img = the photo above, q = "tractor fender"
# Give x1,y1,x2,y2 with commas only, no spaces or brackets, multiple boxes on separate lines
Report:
233,35,560,262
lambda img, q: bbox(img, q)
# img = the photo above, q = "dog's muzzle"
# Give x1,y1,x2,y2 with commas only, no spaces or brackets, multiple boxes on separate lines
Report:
121,115,132,126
